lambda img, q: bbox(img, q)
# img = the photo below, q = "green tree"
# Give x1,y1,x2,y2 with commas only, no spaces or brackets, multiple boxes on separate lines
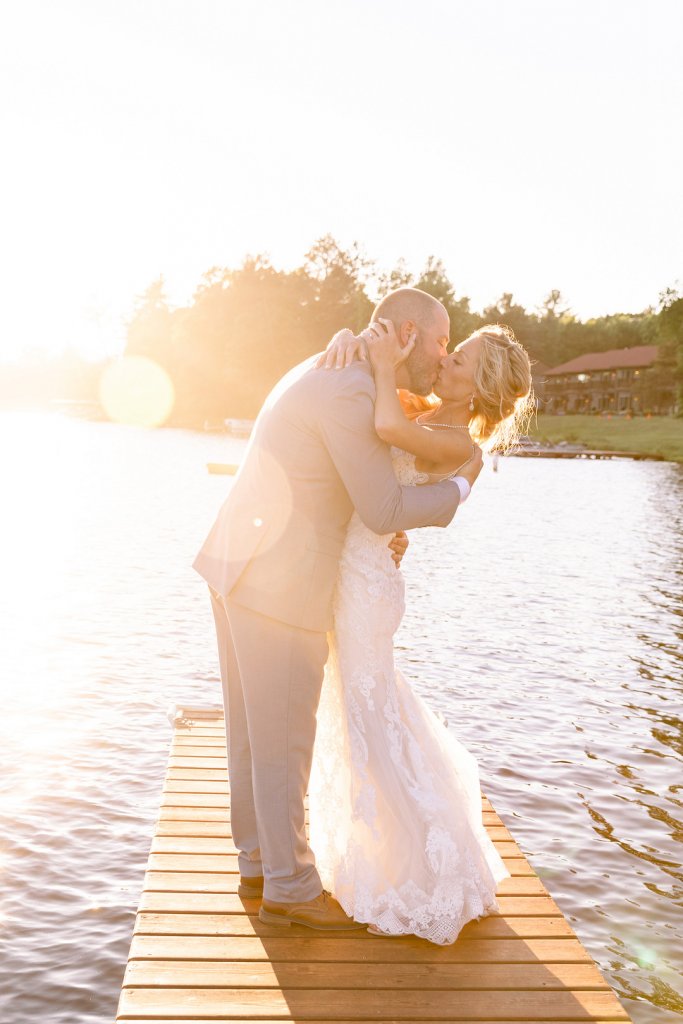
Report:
480,293,539,349
414,256,477,343
656,287,683,414
302,235,374,339
121,241,682,425
541,289,571,319
533,290,572,366
375,258,414,297
125,277,175,373
173,255,313,421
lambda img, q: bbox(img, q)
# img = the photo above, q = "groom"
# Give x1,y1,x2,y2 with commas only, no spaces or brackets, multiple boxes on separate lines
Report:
193,287,482,929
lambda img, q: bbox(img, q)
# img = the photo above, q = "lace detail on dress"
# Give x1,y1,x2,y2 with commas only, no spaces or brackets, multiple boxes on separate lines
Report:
309,448,510,946
389,445,431,485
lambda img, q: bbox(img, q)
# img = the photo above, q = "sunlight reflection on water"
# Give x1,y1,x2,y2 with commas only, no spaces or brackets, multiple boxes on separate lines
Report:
0,410,681,1024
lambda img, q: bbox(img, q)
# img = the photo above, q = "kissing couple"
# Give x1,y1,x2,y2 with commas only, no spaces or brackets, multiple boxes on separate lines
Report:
193,287,533,945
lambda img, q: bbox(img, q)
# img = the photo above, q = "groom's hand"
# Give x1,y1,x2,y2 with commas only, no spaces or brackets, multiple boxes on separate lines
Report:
388,531,409,569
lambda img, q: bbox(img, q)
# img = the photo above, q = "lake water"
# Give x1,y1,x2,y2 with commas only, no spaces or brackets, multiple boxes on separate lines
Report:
0,409,681,1024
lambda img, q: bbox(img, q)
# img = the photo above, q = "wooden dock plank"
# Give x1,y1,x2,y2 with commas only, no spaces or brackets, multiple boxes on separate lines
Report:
147,845,525,871
117,986,629,1019
116,708,632,1024
164,772,231,783
164,781,232,794
128,934,592,962
133,912,577,941
134,894,563,917
175,726,226,736
123,960,609,989
151,828,515,852
171,737,226,744
170,756,229,769
142,860,537,890
119,1020,625,1024
151,818,507,839
138,873,549,903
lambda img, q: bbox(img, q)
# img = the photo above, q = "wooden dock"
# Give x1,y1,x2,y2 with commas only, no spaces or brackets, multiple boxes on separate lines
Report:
208,449,665,476
116,705,634,1023
511,447,663,460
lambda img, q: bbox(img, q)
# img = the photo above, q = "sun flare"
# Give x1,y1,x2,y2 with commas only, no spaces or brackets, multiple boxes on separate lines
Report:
98,355,175,428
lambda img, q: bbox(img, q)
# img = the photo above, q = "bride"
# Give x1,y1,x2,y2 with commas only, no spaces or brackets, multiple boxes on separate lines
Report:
309,318,534,945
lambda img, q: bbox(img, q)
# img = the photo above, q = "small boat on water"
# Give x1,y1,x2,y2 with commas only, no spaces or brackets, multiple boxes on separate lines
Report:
207,463,239,475
50,399,105,421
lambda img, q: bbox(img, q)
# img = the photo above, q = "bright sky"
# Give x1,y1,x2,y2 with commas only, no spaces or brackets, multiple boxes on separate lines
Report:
1,0,681,362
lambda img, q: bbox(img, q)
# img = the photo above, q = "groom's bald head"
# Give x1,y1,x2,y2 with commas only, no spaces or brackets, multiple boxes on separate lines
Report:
371,288,451,395
372,287,447,335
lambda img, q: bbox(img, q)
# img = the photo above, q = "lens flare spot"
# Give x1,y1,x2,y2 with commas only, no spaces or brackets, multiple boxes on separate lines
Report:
634,945,657,970
99,355,174,428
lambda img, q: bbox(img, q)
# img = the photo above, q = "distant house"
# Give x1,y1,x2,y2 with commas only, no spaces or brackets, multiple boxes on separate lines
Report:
544,345,673,414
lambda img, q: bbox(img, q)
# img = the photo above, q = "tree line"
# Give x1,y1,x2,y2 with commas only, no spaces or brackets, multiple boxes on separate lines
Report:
124,236,682,425
4,236,678,421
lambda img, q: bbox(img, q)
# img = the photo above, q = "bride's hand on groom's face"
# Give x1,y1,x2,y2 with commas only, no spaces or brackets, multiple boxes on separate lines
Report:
316,329,367,370
363,318,414,372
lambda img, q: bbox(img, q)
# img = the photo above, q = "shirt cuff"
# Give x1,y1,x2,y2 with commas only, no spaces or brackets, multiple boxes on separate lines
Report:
453,476,471,503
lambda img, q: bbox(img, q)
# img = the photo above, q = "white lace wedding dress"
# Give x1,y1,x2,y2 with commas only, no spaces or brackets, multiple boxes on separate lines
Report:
309,447,510,945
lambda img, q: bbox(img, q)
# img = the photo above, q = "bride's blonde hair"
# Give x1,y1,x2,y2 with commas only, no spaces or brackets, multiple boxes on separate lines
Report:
468,325,534,452
398,324,534,453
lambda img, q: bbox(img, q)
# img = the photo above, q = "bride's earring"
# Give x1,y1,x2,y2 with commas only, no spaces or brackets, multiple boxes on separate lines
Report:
469,394,475,413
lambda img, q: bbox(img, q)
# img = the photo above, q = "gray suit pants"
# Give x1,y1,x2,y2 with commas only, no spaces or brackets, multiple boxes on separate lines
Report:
209,588,328,902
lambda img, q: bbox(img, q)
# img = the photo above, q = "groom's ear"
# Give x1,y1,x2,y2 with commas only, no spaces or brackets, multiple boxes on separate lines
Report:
400,320,417,346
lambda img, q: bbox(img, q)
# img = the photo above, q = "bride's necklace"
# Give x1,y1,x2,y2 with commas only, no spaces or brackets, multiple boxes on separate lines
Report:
416,413,470,431
415,412,476,479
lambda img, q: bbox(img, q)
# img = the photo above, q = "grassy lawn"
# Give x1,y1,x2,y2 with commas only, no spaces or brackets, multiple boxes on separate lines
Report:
528,415,683,463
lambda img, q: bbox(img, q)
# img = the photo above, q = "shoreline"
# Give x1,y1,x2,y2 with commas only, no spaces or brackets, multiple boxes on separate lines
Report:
528,414,683,464
4,403,682,464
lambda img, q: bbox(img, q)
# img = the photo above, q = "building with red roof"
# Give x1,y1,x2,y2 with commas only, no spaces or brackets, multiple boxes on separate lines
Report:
544,345,674,414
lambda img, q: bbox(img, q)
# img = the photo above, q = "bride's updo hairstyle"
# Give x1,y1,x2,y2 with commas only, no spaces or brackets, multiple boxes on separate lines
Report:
468,325,534,453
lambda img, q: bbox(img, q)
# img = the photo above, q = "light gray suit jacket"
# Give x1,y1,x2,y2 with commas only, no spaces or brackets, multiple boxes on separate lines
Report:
193,355,460,632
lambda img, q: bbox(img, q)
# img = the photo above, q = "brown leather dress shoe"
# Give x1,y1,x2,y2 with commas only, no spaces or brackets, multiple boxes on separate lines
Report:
238,874,264,899
258,889,364,930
